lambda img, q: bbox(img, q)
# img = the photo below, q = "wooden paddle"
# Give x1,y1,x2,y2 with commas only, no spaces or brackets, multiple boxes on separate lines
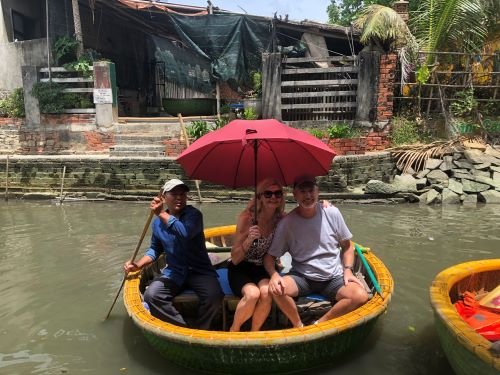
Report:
354,243,384,300
104,193,160,320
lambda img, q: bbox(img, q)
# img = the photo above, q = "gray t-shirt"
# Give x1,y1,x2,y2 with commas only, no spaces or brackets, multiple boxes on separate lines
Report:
268,204,352,281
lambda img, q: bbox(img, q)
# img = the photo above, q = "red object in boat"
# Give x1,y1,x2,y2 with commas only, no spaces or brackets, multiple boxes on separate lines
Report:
455,292,500,341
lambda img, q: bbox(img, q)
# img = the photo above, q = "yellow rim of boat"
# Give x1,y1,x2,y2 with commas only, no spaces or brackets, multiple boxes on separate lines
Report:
123,225,394,346
429,259,500,366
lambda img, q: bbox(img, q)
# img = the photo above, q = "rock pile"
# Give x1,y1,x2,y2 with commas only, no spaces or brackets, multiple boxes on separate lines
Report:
365,145,500,204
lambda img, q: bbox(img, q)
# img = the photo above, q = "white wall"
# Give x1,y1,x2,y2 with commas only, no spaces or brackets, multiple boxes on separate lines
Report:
0,38,48,90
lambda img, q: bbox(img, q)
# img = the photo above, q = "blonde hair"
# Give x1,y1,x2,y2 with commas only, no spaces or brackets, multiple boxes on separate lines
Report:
244,178,285,220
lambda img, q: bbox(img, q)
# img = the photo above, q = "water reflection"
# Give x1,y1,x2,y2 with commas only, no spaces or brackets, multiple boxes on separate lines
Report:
0,200,498,374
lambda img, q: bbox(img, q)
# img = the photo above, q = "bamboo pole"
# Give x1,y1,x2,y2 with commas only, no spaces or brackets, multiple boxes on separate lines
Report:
178,114,203,203
4,155,9,201
59,165,66,204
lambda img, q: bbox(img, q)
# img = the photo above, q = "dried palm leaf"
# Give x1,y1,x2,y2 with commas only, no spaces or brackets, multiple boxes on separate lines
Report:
387,136,485,174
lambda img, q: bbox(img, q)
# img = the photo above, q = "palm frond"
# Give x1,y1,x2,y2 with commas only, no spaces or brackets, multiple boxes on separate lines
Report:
387,136,485,174
353,5,414,52
411,0,488,63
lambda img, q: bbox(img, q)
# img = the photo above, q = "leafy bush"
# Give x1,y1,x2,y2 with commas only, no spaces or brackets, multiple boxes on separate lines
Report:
213,117,229,130
0,88,25,117
243,107,258,120
32,82,65,113
306,128,326,139
252,71,262,98
53,35,79,65
390,117,421,145
187,120,210,140
450,89,477,117
32,82,93,113
327,122,361,138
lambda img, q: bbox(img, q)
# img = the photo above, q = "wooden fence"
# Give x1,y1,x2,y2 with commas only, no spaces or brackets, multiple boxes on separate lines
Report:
39,66,95,114
394,51,499,116
280,56,358,126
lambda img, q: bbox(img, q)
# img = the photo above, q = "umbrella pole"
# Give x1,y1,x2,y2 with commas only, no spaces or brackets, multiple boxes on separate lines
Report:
253,139,258,225
178,113,203,203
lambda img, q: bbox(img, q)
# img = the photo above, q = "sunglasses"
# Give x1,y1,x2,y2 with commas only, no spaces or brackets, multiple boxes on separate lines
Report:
262,190,283,198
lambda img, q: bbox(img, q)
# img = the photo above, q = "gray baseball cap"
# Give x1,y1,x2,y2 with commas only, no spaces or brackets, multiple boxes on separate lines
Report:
162,178,189,193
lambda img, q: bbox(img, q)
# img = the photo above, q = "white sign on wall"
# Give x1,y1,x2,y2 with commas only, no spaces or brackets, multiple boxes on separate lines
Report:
93,89,113,104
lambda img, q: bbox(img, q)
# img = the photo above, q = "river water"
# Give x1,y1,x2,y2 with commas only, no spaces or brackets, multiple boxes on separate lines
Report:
0,200,498,375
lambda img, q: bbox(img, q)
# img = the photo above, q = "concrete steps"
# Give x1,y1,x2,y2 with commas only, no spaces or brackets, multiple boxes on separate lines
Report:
109,144,167,157
111,118,185,157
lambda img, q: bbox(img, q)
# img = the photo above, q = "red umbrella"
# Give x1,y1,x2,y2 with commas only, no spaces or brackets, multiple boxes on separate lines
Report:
177,119,336,190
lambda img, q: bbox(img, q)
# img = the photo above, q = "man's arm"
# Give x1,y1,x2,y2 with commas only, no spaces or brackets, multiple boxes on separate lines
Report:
340,239,363,287
264,253,286,296
167,208,203,240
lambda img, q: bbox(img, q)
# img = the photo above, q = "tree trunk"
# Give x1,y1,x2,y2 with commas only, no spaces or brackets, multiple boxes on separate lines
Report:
72,0,83,58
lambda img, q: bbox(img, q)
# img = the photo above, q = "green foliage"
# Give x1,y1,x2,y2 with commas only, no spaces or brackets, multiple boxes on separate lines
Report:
187,120,210,140
416,65,430,84
327,0,393,26
449,89,478,117
327,122,361,139
252,72,262,98
64,57,92,77
53,35,79,65
213,116,229,130
479,100,500,116
390,117,422,145
220,104,230,114
0,88,25,118
32,82,65,113
410,0,488,65
243,107,258,120
353,4,415,52
32,82,93,113
306,128,327,139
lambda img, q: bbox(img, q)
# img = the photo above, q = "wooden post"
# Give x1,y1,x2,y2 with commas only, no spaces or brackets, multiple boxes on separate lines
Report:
216,81,221,120
178,114,203,203
59,165,66,204
4,155,9,201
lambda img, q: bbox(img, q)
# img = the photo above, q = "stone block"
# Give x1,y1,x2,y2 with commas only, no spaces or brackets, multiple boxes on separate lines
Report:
427,169,449,184
425,158,443,170
478,190,500,203
441,188,460,204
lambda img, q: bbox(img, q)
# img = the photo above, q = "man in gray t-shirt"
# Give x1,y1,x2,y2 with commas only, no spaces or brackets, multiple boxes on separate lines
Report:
264,176,368,328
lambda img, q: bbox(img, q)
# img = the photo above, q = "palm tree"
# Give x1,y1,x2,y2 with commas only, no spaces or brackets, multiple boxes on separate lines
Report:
71,0,83,58
353,5,415,53
410,0,488,65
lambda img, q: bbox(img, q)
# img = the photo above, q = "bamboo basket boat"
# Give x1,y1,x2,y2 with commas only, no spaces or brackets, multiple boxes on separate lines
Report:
123,225,394,374
429,259,500,375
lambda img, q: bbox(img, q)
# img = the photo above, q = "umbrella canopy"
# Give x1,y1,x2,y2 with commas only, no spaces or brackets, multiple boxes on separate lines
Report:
177,119,336,188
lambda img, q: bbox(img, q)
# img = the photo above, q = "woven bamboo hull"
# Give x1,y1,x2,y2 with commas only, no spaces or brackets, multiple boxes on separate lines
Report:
124,225,394,373
429,259,500,375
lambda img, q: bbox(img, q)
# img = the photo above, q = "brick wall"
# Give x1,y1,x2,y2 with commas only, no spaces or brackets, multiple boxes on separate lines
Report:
376,53,397,123
163,139,186,156
328,137,367,155
365,129,391,151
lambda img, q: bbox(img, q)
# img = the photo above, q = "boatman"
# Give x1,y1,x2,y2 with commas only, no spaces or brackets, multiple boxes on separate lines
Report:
124,179,223,330
263,175,368,328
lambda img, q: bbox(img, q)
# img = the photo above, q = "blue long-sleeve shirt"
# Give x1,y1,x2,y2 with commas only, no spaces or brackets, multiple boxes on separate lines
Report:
144,205,216,286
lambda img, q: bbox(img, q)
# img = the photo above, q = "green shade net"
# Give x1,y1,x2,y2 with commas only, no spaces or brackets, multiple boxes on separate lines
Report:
149,35,213,93
167,14,272,86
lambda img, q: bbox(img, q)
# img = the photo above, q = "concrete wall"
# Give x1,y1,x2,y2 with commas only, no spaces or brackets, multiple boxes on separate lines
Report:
0,38,48,90
0,153,396,197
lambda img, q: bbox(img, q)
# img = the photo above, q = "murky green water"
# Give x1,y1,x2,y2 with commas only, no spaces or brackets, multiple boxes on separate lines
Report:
0,200,498,374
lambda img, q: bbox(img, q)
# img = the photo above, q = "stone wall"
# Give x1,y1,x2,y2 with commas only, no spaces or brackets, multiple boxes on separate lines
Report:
0,153,396,197
0,117,22,153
